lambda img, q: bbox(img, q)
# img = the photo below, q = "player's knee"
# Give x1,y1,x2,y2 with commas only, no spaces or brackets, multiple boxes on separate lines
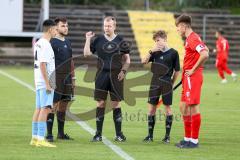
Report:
97,100,106,108
111,101,120,108
34,109,41,117
148,105,157,115
39,106,51,115
53,102,59,112
180,101,188,115
189,104,200,114
165,105,172,115
58,101,68,112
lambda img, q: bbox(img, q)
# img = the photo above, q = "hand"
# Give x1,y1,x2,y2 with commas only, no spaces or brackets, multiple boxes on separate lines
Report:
46,83,53,93
171,79,174,85
213,49,216,53
185,69,194,76
85,31,95,39
151,44,163,53
72,79,76,88
118,71,125,81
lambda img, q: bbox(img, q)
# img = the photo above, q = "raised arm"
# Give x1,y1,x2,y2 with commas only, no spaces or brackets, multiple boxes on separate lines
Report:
83,31,95,57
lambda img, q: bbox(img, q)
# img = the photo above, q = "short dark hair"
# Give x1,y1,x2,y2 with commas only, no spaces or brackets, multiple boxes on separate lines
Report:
217,28,224,35
153,30,167,40
175,14,192,26
42,19,56,32
54,17,67,24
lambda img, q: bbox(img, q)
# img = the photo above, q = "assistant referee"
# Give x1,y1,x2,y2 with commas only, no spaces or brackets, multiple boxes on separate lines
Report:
46,17,75,142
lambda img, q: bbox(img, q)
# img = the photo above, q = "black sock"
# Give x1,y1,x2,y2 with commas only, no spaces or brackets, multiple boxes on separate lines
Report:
165,115,173,137
96,107,105,135
57,111,66,136
148,115,155,138
113,108,122,136
47,113,54,136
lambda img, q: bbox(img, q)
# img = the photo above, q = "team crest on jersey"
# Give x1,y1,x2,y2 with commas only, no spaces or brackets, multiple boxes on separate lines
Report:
36,44,41,48
186,91,190,98
107,44,114,49
160,56,163,60
64,44,67,48
103,41,118,53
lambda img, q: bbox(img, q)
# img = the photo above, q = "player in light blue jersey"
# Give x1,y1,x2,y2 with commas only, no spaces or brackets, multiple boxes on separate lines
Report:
30,19,57,147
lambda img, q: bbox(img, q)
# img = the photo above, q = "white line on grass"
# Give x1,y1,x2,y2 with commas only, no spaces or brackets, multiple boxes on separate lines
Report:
0,70,35,91
0,69,134,160
67,112,134,160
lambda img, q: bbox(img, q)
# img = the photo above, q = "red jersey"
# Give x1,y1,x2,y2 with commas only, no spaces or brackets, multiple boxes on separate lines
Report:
183,32,207,71
216,36,229,60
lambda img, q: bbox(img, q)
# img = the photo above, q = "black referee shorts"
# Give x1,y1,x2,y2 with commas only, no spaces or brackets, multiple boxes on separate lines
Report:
53,73,72,103
94,69,123,101
148,76,173,106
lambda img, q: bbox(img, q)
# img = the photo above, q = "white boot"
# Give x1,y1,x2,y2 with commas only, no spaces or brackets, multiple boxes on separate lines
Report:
221,79,227,84
231,73,237,81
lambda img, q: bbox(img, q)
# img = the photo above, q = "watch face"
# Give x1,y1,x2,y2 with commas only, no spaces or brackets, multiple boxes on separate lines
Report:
122,70,126,73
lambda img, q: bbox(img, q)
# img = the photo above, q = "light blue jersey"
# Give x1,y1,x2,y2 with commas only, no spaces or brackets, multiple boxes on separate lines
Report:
33,38,55,108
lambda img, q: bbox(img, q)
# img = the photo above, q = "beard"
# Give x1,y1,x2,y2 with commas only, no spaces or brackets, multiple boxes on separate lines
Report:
105,32,110,36
59,31,68,37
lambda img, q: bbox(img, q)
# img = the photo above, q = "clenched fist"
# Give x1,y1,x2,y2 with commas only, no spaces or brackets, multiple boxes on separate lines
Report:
85,31,95,39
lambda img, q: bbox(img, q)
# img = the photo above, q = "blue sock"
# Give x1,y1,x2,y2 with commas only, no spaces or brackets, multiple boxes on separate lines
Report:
32,122,38,138
38,122,46,140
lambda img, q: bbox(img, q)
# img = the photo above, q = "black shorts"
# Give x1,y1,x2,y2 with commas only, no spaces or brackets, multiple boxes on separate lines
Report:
148,76,173,106
54,73,72,103
94,70,123,101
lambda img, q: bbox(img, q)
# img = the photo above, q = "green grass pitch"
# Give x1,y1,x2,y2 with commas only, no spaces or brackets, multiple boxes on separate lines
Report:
0,66,239,160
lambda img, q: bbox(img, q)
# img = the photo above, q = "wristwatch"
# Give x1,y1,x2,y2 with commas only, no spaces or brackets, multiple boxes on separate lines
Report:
149,50,153,55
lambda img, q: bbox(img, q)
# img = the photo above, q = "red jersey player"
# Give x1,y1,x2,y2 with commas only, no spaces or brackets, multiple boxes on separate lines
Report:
214,29,237,83
175,14,209,148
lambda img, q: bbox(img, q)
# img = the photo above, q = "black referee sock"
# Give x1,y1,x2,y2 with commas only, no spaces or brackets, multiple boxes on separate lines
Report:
96,107,105,135
165,115,173,137
57,111,66,136
47,113,54,136
148,115,155,138
113,108,122,136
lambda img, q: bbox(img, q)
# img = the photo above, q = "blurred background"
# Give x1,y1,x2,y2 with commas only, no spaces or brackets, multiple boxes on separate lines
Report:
1,0,240,69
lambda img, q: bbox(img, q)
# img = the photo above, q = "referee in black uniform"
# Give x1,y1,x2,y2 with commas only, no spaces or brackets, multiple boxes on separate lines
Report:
142,30,180,143
84,16,130,142
46,17,75,141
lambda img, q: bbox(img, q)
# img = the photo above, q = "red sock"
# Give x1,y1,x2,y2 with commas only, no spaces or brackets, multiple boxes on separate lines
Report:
183,115,191,139
217,67,225,79
191,113,201,139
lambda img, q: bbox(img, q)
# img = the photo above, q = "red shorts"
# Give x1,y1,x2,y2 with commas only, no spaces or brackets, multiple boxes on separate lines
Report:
181,68,203,105
215,58,227,68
